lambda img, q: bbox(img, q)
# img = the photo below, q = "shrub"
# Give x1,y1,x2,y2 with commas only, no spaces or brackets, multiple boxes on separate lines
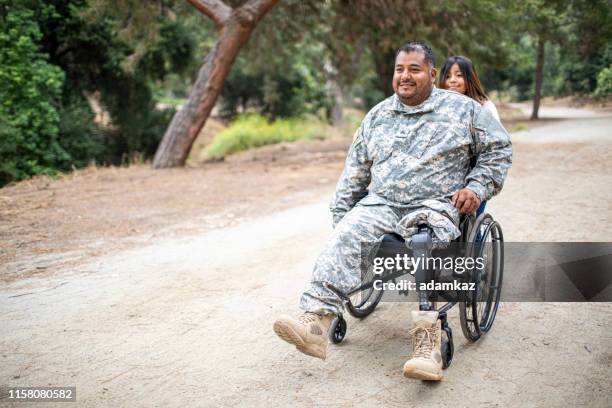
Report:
593,65,612,97
205,115,325,159
56,93,105,168
0,5,67,186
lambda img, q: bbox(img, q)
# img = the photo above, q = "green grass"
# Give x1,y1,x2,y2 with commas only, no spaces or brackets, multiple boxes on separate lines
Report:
205,114,326,159
509,122,528,132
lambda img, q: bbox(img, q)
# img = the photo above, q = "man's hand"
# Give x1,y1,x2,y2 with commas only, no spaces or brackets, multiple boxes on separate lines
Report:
452,188,481,215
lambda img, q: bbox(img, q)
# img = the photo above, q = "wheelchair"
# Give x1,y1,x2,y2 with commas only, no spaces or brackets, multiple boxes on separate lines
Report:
325,210,504,369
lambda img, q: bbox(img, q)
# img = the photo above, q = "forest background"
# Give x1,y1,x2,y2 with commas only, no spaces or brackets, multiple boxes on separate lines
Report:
1,0,611,186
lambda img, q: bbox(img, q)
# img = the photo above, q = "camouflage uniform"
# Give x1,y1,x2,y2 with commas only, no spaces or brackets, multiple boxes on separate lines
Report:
300,88,513,315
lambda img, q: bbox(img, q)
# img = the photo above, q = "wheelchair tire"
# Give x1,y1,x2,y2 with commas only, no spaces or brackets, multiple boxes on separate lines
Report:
460,214,504,342
441,333,454,369
346,284,384,318
345,251,386,319
330,315,347,344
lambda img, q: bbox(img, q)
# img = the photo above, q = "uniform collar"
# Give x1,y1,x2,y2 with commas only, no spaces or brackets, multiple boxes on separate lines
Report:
389,87,438,114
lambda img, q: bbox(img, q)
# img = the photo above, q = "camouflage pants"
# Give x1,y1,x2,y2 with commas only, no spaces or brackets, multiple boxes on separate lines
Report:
299,204,401,315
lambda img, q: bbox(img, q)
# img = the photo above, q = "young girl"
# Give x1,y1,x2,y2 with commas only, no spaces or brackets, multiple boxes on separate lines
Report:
439,55,499,217
438,55,500,122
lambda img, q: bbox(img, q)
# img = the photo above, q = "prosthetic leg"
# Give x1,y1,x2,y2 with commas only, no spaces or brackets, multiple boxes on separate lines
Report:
404,225,452,381
411,225,435,311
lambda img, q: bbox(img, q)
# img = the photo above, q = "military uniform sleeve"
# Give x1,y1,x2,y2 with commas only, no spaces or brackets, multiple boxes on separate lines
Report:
329,121,372,227
465,105,513,202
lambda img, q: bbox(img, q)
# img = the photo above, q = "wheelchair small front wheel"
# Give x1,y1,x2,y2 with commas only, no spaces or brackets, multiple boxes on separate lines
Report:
330,315,347,344
439,313,454,368
441,332,454,369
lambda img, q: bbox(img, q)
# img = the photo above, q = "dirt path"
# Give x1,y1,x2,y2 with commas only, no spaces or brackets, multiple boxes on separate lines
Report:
1,110,611,407
0,139,349,284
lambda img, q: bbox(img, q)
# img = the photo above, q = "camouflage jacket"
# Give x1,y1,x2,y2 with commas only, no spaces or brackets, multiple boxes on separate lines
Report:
330,87,513,228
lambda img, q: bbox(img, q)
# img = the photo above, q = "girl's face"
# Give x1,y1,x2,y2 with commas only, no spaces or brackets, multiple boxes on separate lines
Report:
445,63,467,95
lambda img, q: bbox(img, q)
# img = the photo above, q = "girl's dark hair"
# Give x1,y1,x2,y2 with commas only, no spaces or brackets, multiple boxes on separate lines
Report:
438,56,488,104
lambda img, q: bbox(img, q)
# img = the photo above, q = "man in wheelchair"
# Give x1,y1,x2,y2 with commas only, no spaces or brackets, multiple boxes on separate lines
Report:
273,41,512,381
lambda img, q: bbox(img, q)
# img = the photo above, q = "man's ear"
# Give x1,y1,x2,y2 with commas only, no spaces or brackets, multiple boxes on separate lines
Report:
430,67,437,84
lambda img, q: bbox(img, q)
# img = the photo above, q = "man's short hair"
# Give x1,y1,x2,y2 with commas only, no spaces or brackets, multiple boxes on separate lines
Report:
396,42,435,68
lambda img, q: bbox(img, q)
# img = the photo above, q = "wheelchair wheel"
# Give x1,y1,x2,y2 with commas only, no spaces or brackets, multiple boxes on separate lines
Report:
346,281,383,318
441,320,454,368
329,315,347,344
460,214,504,342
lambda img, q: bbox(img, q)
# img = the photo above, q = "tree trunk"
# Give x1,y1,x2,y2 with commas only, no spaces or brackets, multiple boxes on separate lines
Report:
329,79,344,125
323,61,344,125
152,0,278,168
372,47,396,98
531,35,545,120
152,22,251,168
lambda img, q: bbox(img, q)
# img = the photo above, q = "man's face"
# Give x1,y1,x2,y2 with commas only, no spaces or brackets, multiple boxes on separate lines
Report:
392,51,436,106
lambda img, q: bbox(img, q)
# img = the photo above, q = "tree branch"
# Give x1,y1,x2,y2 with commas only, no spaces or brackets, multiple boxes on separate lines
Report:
186,0,232,28
238,0,280,24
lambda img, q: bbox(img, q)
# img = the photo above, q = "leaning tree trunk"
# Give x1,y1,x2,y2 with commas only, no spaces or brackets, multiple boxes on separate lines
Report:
153,0,279,168
531,35,545,120
153,22,252,168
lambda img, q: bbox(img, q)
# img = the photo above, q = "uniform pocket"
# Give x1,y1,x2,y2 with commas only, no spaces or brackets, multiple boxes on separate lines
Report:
429,123,473,157
368,125,395,165
411,122,472,159
393,122,436,159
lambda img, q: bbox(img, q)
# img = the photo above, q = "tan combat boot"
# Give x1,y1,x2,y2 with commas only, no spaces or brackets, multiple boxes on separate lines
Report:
403,310,443,381
273,312,335,360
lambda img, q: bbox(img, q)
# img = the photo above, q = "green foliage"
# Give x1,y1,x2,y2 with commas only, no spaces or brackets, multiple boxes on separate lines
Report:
0,3,68,185
138,20,196,81
220,56,331,121
56,93,103,168
1,0,611,183
205,114,325,158
481,36,536,101
35,0,188,165
0,0,197,185
509,123,529,132
557,42,612,95
87,0,215,100
594,65,612,96
219,4,332,121
325,0,512,98
486,0,612,98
